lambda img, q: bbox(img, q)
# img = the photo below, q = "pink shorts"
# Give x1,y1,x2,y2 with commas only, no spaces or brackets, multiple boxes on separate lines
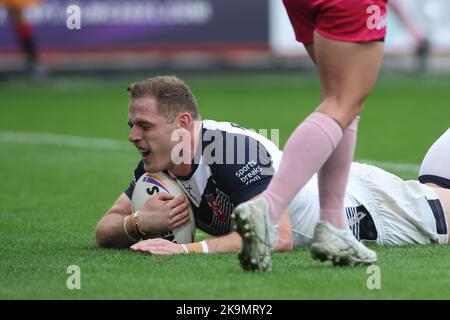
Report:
283,0,388,45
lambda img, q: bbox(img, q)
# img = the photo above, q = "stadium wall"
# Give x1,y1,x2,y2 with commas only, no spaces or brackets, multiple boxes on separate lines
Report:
1,0,449,72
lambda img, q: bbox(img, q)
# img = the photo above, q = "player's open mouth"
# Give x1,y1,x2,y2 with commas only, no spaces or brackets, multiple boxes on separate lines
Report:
138,148,151,158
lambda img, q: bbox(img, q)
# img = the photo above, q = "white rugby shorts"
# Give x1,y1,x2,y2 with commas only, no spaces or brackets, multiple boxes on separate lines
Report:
289,163,448,246
346,163,448,245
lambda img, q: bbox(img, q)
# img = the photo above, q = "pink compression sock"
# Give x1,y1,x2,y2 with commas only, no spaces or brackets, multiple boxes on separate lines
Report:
318,116,359,229
264,112,343,224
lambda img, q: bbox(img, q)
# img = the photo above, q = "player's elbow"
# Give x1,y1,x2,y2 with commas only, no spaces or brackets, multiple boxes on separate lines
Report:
95,218,119,248
95,222,110,248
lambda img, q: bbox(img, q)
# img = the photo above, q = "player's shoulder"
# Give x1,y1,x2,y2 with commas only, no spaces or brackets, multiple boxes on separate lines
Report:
201,118,282,164
202,119,247,133
201,119,254,150
201,119,278,146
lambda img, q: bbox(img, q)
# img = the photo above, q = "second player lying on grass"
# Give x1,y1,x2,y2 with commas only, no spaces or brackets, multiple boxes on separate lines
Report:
95,76,449,257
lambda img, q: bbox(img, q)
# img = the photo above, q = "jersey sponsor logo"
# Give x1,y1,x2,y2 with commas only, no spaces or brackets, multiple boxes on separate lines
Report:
235,160,264,185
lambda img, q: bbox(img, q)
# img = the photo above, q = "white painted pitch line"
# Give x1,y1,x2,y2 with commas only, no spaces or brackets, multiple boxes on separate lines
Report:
0,131,420,173
358,159,420,174
0,131,131,151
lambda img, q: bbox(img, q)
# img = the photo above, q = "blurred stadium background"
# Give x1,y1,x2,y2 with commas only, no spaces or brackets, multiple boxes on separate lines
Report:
1,0,450,74
1,0,450,300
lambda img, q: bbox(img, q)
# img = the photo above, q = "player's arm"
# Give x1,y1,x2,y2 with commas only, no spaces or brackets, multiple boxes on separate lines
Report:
95,193,134,249
95,192,191,249
202,207,293,253
95,161,146,249
96,160,191,249
130,208,293,254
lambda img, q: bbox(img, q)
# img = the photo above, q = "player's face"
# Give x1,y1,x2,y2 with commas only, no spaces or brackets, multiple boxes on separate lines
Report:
128,96,179,173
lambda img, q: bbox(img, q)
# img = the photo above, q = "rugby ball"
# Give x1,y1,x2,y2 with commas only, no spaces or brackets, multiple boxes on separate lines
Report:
132,172,196,244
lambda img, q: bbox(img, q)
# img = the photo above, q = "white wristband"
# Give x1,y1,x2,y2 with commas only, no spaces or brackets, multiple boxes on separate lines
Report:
200,240,209,253
181,244,188,253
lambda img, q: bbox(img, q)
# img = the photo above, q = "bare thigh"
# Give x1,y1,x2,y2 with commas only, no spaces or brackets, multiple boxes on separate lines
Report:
313,32,385,128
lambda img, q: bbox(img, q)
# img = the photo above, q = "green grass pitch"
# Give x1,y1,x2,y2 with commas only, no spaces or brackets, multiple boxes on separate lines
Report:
1,72,450,299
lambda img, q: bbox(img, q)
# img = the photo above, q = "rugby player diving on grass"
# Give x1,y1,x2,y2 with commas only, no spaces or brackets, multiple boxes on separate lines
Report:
95,76,449,260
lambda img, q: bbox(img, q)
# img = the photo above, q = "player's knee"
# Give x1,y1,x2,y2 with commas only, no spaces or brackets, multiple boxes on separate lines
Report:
343,98,365,117
355,102,365,115
318,98,363,128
